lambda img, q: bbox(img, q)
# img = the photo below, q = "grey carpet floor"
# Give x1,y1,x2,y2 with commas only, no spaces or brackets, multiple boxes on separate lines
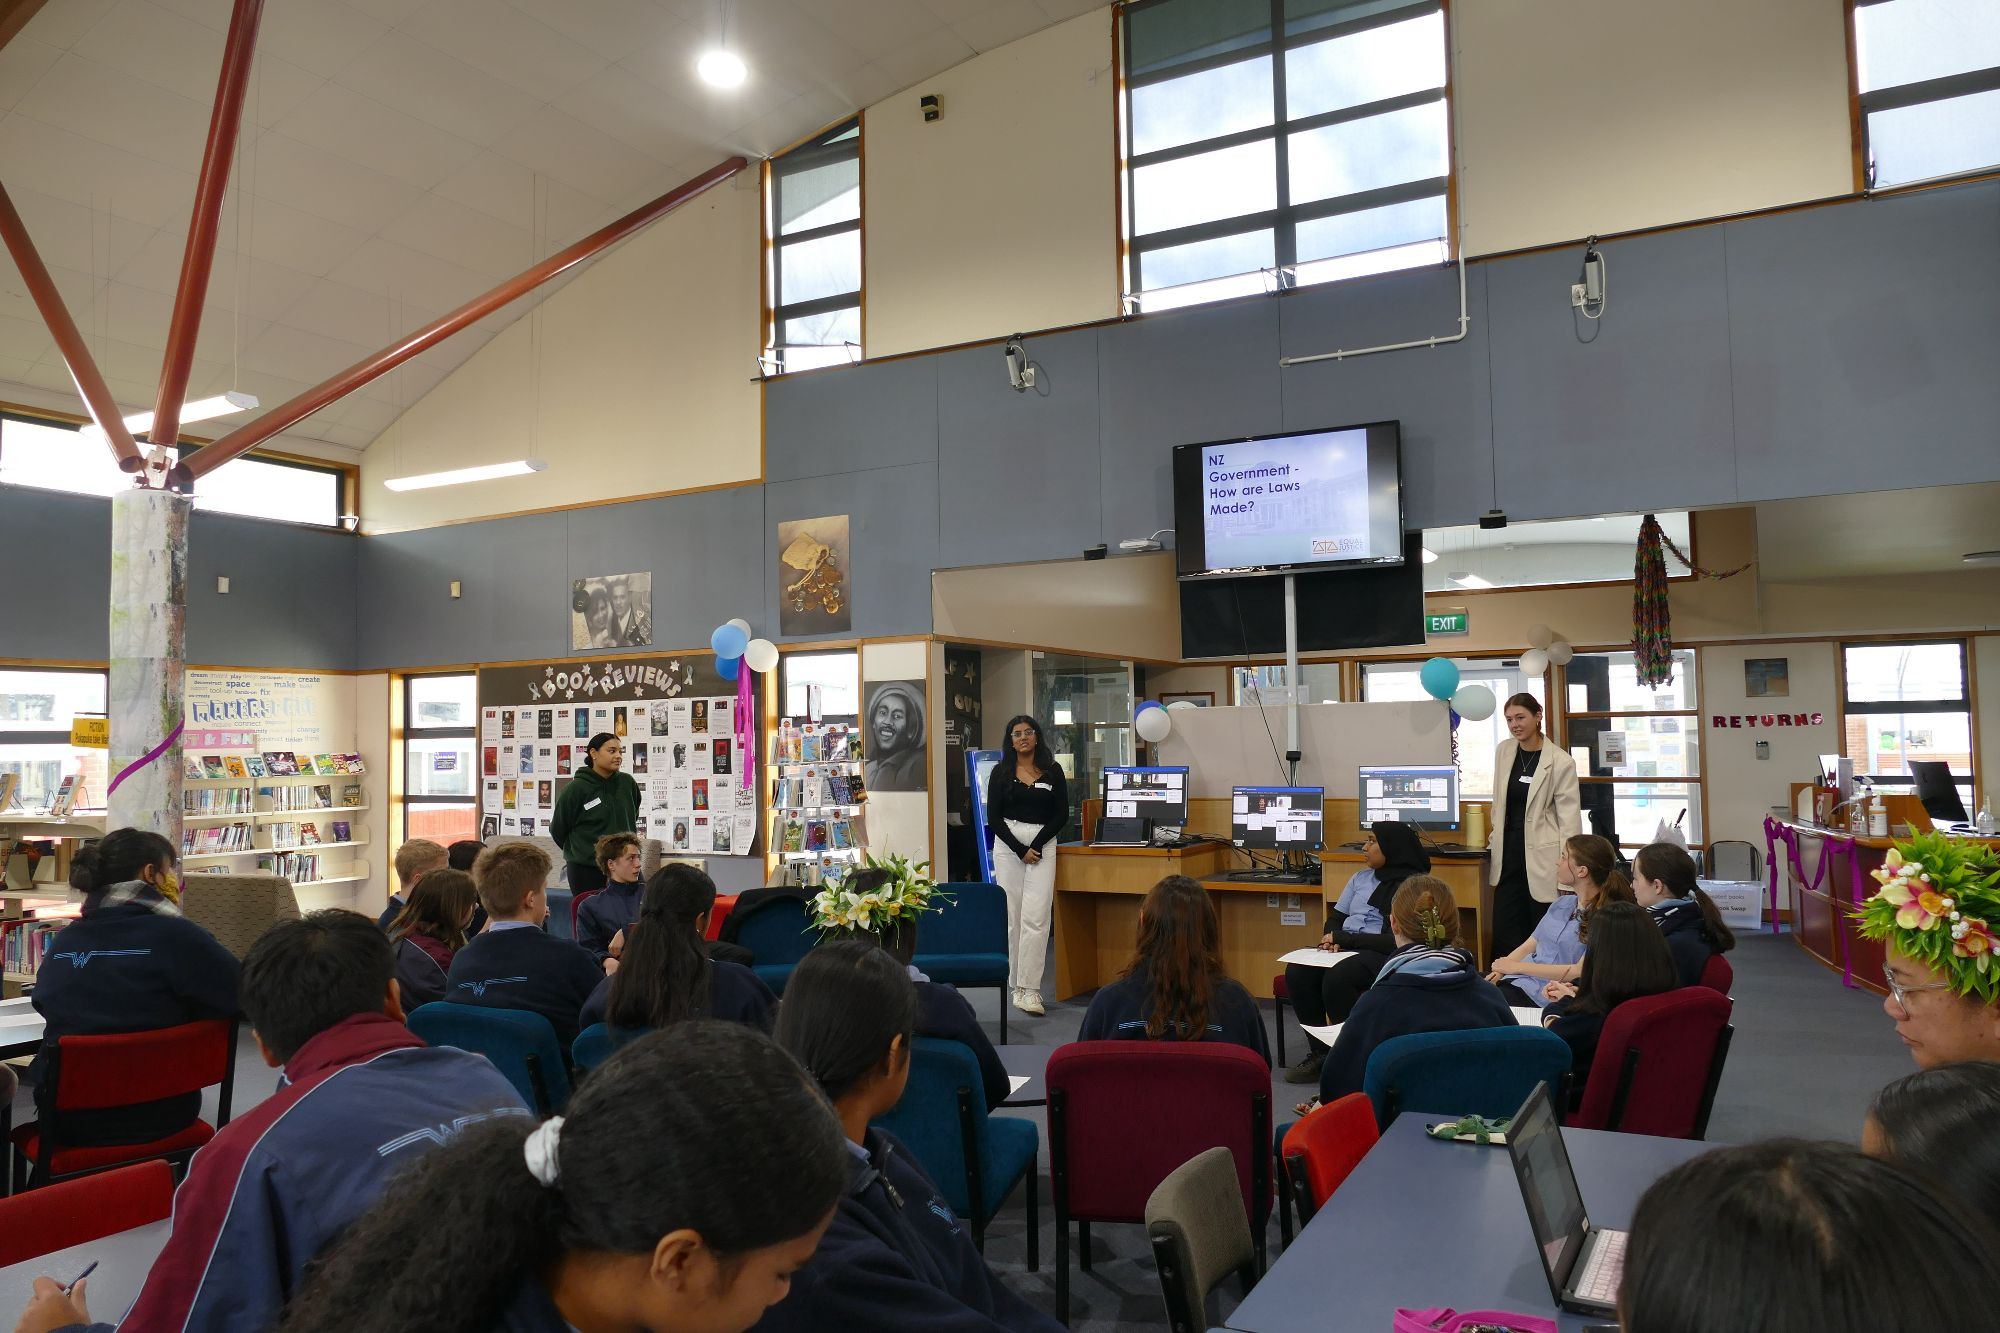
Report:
6,929,1913,1330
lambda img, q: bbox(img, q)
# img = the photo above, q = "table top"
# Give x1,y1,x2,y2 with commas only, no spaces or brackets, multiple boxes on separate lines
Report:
0,996,43,1059
997,1043,1051,1106
1226,1113,1710,1333
0,1219,168,1326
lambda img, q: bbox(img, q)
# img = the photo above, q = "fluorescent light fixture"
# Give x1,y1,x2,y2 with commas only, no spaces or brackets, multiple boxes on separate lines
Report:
1450,572,1495,589
382,458,548,492
1420,547,1439,564
697,50,747,87
80,390,259,440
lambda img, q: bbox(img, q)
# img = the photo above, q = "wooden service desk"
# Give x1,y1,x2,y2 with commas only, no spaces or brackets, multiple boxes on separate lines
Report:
1053,841,1232,1000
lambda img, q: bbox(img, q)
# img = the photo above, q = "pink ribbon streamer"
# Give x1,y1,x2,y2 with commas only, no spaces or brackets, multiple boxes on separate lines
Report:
737,668,754,795
1763,816,1787,933
1766,817,1863,988
108,721,183,797
1841,840,1867,990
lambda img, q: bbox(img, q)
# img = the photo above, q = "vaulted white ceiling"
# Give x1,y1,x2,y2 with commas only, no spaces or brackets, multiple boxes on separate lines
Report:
0,0,1101,454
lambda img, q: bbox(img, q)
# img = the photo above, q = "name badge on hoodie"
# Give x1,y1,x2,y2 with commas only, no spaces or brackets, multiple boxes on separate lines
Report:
584,797,602,810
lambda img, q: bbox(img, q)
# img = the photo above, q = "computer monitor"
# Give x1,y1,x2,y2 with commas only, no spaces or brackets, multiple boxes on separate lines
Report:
1231,786,1326,850
1103,766,1189,825
1358,764,1460,831
1910,760,1971,826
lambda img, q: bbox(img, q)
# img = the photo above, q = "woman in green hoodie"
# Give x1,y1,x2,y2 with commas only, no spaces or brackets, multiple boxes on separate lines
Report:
550,732,640,895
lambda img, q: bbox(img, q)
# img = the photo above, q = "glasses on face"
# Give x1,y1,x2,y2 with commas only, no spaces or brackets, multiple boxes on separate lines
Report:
1010,730,1036,741
1882,964,1951,1011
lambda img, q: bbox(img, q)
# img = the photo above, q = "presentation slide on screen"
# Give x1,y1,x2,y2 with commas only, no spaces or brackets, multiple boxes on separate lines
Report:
1105,770,1185,819
1362,768,1455,822
1199,430,1372,569
1234,789,1324,844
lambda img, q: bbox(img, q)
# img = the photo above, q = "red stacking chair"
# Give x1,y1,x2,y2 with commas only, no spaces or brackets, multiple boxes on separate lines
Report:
1699,953,1734,995
1278,1092,1379,1229
1047,1041,1271,1325
10,1018,238,1191
1568,988,1733,1140
0,1160,174,1264
568,888,600,940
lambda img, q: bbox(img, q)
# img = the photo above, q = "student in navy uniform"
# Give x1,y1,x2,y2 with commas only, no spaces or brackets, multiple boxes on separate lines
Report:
269,1024,849,1333
28,829,239,1148
580,862,775,1032
447,842,603,1048
1631,841,1736,987
387,866,480,1009
574,832,645,969
1313,875,1516,1105
11,909,528,1333
448,838,489,934
376,838,449,932
754,941,1063,1333
1080,874,1271,1065
1537,901,1678,1093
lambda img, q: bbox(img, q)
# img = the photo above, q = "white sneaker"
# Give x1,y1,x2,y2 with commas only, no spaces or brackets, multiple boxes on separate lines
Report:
1014,989,1045,1016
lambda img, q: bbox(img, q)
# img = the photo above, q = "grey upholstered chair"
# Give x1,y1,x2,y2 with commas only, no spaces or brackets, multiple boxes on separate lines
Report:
178,872,302,958
1145,1145,1259,1333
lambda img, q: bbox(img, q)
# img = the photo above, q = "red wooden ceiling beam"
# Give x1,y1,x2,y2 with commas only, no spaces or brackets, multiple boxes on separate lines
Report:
147,0,264,467
0,181,146,469
187,157,749,479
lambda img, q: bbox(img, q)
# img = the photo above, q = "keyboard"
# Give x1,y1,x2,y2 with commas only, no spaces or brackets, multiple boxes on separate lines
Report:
1570,1229,1627,1305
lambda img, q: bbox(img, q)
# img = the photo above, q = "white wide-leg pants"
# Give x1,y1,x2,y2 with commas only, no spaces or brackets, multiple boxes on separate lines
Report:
992,819,1057,994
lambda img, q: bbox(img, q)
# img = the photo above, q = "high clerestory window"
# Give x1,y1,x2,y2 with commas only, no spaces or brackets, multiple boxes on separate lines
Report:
764,120,862,374
1121,0,1454,312
1852,0,2000,188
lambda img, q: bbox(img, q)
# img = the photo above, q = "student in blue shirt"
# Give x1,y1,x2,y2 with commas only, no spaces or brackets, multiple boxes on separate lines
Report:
1486,833,1633,1008
574,832,645,968
270,1024,851,1333
1079,874,1270,1064
579,862,775,1032
447,842,603,1049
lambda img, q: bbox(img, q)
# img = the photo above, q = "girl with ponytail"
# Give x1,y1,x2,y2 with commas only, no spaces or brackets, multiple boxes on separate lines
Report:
1486,833,1635,1008
579,863,774,1033
281,1023,848,1333
1632,841,1736,987
1309,875,1515,1106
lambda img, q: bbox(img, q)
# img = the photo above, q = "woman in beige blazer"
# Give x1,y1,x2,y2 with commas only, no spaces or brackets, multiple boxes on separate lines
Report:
1489,693,1581,960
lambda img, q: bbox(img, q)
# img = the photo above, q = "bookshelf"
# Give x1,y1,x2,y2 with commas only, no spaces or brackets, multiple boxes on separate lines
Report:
178,748,370,888
770,718,866,887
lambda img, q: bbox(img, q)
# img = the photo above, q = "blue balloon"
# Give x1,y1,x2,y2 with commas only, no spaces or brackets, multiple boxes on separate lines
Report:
1135,700,1164,717
1419,656,1460,701
717,655,740,682
711,623,748,659
1449,708,1461,730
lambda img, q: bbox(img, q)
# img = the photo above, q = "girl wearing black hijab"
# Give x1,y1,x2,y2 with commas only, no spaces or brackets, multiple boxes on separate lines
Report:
1280,820,1431,1083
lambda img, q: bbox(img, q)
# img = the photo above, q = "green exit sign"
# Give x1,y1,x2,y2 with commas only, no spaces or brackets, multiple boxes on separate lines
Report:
1427,611,1469,636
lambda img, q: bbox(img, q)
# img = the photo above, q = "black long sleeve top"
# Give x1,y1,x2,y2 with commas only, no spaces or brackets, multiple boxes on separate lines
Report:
985,760,1069,857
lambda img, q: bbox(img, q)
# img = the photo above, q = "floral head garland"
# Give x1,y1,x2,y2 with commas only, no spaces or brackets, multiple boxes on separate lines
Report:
809,851,949,937
1853,834,2000,1003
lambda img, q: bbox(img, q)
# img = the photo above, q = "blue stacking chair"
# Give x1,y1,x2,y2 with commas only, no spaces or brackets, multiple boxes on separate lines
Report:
733,895,816,994
914,882,1013,1043
407,1002,571,1116
1357,1027,1573,1129
872,1037,1039,1267
571,1022,650,1073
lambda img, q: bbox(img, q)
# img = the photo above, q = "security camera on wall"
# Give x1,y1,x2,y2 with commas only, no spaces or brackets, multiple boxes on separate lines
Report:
1004,335,1036,392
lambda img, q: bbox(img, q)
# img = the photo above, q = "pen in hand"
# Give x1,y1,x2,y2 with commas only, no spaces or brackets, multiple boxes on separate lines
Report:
64,1261,97,1295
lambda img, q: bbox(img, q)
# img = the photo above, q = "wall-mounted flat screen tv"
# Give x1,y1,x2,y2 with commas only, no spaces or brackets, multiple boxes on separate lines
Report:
1172,421,1403,580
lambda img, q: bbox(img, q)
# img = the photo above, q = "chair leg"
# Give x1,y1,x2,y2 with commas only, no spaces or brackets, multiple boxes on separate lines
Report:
1276,1161,1293,1248
1055,1215,1070,1326
999,987,1008,1045
1025,1163,1040,1272
1077,1220,1092,1272
1274,992,1288,1067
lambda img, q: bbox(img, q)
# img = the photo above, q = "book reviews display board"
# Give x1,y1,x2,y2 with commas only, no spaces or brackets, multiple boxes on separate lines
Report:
477,656,758,860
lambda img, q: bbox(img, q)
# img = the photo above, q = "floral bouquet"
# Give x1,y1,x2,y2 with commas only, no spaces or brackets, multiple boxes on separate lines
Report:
809,850,948,948
1853,833,2000,1002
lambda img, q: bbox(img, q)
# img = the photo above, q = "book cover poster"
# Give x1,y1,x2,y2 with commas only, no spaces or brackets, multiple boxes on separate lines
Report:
776,514,851,636
863,679,927,792
571,572,653,651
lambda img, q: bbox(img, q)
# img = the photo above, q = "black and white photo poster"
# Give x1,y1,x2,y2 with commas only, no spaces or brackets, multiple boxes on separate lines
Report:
863,679,927,793
570,573,653,650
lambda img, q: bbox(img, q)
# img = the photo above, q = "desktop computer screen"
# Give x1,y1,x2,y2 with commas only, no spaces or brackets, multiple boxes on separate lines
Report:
1910,760,1971,826
1103,766,1189,824
1232,786,1326,850
1358,764,1460,831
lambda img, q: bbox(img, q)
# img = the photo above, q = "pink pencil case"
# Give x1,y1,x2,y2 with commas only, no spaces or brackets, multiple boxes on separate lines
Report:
1394,1307,1560,1333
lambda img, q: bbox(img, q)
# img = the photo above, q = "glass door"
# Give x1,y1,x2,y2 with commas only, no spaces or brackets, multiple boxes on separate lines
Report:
1031,653,1135,842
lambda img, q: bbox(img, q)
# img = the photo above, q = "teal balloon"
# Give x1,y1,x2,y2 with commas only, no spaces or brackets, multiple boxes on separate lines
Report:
1420,657,1460,701
711,623,748,659
717,655,740,682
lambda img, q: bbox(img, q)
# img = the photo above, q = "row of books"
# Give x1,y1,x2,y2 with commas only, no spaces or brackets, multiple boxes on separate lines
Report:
184,787,254,815
182,823,253,856
258,852,331,883
772,769,864,809
269,820,353,849
263,784,362,812
186,752,367,780
2,917,71,975
786,855,860,888
774,722,859,765
776,814,860,853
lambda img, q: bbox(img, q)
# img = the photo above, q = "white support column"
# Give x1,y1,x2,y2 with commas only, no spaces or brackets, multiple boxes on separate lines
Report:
108,488,189,845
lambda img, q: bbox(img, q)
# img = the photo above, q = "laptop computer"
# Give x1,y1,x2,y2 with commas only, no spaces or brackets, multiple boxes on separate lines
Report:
1091,816,1152,847
1504,1083,1627,1316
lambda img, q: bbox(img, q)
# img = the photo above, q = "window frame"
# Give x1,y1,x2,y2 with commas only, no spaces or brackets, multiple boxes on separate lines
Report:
0,665,110,814
1559,648,1705,851
1119,0,1456,307
1849,0,2000,191
1837,637,1975,803
763,120,863,375
400,672,478,846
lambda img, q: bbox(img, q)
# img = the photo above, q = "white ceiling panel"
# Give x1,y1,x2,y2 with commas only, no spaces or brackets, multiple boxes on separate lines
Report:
279,278,436,353
323,236,496,315
0,37,61,111
378,192,537,280
431,151,610,240
16,53,210,166
70,0,226,103
15,0,122,52
954,0,1058,54
334,29,544,150
268,80,484,191
0,317,57,362
244,131,427,234
4,187,156,278
398,0,607,104
253,0,391,80
212,195,374,278
505,0,694,66
554,63,717,167
494,104,679,203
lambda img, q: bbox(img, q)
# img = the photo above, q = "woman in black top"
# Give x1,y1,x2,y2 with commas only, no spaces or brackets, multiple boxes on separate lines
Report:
985,714,1068,1017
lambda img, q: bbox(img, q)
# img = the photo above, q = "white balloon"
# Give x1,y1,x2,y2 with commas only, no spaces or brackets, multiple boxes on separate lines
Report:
726,618,752,638
1452,684,1497,722
742,638,779,673
1165,700,1199,712
1135,707,1173,743
1519,648,1550,676
1546,639,1575,666
1526,624,1554,650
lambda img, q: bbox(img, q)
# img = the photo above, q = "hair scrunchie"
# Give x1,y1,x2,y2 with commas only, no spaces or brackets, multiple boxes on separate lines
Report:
523,1116,564,1188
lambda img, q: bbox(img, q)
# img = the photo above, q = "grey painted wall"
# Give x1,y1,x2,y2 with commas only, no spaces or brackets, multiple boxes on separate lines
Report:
6,180,1997,671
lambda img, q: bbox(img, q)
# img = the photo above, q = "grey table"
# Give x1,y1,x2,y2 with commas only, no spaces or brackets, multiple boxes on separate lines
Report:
0,1218,168,1328
0,997,42,1060
1226,1113,1710,1333
998,1044,1051,1107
